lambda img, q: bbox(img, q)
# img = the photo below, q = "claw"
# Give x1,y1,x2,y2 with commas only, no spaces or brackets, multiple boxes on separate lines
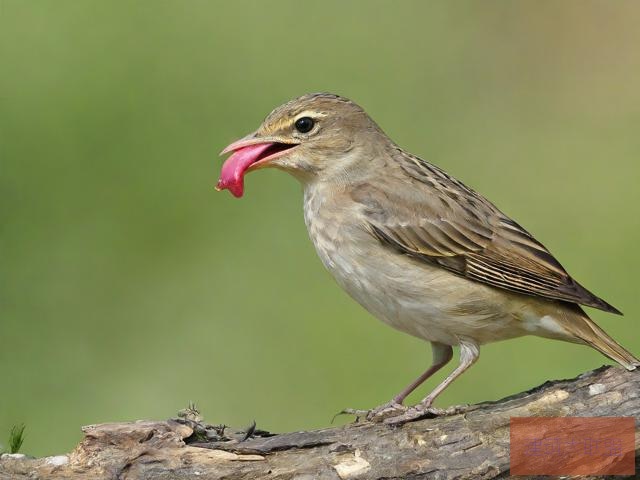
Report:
382,403,470,425
383,406,439,425
334,402,408,424
336,401,470,425
331,408,370,424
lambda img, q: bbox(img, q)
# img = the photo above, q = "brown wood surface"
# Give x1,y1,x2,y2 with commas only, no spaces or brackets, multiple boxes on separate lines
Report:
1,366,638,479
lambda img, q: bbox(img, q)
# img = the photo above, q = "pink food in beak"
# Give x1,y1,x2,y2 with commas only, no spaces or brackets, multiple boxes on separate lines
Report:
216,143,274,198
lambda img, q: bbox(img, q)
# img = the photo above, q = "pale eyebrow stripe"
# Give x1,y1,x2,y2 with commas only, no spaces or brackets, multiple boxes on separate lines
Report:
294,110,328,121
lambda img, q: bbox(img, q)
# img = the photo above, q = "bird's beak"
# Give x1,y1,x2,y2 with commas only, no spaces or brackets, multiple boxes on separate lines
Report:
216,133,299,198
218,133,261,155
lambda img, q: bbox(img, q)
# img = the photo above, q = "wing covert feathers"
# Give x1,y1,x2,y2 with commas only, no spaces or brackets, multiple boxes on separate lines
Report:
358,148,622,315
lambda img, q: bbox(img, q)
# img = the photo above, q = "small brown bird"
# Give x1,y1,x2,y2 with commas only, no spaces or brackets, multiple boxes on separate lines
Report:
217,93,638,424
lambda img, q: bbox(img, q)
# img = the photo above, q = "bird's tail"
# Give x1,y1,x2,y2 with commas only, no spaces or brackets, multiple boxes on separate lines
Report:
572,315,639,371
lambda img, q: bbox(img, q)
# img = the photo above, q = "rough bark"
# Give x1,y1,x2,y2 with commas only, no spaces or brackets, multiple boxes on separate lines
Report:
1,366,638,480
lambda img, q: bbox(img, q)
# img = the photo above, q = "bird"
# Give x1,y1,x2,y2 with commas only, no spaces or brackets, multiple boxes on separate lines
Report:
216,92,638,424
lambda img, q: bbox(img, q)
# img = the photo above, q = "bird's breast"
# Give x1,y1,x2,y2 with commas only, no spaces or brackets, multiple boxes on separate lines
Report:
303,185,373,293
303,184,438,335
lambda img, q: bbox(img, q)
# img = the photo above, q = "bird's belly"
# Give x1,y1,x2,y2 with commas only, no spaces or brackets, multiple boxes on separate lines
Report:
314,234,526,346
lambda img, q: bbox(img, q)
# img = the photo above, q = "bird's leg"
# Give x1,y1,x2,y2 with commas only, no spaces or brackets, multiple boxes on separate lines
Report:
384,339,479,425
337,342,453,423
391,343,453,405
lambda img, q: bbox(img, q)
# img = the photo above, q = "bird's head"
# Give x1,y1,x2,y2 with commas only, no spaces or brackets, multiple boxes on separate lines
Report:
217,93,383,197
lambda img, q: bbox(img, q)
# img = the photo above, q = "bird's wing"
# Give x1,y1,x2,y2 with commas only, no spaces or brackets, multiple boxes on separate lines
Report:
353,151,621,314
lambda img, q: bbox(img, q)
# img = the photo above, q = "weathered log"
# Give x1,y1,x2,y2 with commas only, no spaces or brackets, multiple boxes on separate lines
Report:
1,365,638,479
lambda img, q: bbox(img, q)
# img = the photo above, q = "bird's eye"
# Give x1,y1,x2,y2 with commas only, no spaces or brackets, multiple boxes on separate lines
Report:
294,117,315,133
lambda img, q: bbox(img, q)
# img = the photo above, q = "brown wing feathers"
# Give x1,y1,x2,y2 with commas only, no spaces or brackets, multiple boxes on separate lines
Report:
362,151,622,315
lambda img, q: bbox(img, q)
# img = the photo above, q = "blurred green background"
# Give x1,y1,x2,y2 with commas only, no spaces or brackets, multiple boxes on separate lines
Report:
1,1,639,456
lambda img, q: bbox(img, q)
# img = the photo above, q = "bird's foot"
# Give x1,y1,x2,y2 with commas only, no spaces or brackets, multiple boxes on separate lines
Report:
335,401,407,423
382,402,470,425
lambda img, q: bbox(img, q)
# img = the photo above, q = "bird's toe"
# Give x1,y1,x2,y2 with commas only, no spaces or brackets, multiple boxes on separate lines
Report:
382,403,470,425
365,402,407,423
334,402,407,423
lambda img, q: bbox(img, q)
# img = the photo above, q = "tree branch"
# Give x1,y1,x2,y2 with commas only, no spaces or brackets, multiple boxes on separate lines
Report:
1,366,638,479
